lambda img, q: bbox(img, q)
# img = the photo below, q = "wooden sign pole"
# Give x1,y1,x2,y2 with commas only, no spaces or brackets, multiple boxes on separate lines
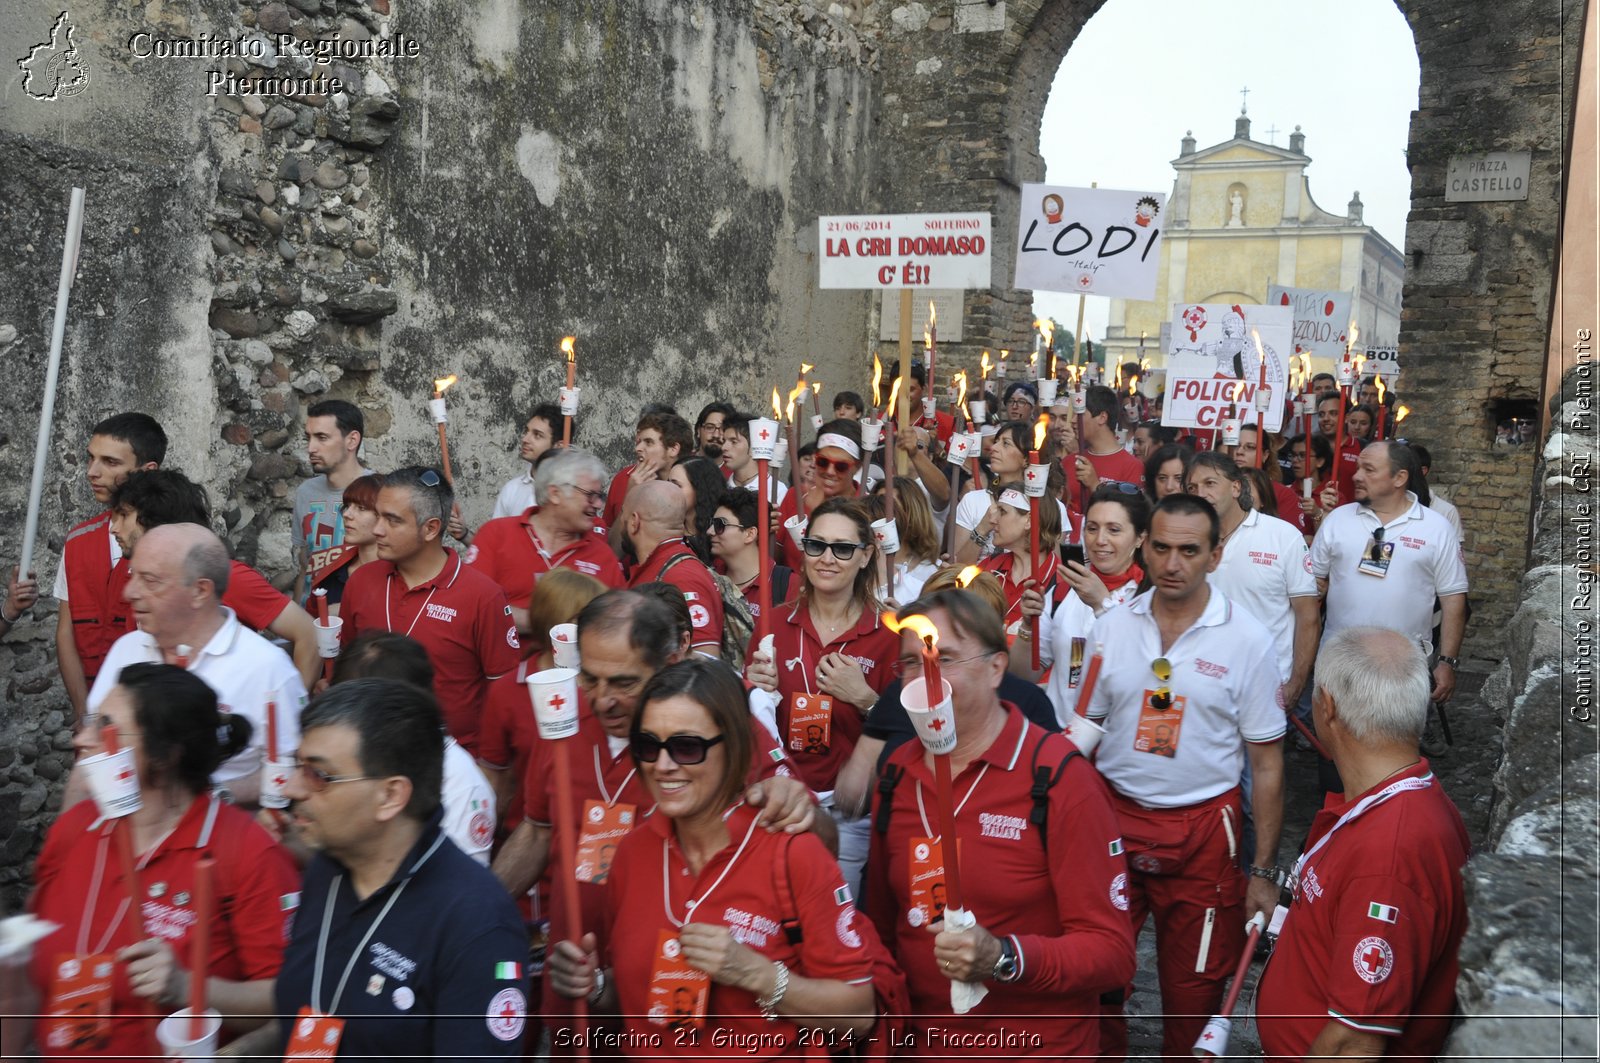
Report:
898,289,913,475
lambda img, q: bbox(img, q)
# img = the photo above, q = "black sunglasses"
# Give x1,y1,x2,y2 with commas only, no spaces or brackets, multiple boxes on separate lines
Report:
801,537,869,560
631,732,726,765
709,517,745,535
419,469,442,488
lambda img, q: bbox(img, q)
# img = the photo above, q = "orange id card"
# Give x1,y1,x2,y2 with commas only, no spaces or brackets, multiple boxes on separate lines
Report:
42,952,114,1053
1133,690,1186,758
906,837,953,928
788,693,833,754
647,929,710,1029
285,1006,346,1060
575,800,635,884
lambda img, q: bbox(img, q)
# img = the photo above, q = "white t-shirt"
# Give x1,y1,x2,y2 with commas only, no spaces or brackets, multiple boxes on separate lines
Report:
953,489,1073,550
1429,492,1463,540
87,608,308,784
736,470,789,505
53,531,121,602
1042,580,1142,725
890,558,939,609
1310,494,1469,651
1085,588,1286,807
1208,509,1318,682
491,469,537,520
441,737,496,866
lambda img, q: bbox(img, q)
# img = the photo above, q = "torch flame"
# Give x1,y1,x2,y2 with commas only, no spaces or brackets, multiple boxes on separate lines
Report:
929,301,937,331
954,370,968,410
786,382,808,424
812,381,822,399
1114,363,1123,389
955,565,982,588
1346,322,1360,356
1376,375,1387,403
772,387,783,420
1029,351,1039,372
1395,404,1410,423
1141,357,1150,372
883,610,939,648
433,374,458,395
1353,353,1366,377
886,376,903,417
560,336,576,363
1035,318,1054,349
1033,413,1048,451
800,363,814,377
1000,348,1010,363
1251,328,1267,371
1128,376,1138,397
924,323,933,351
872,354,883,407
980,350,993,378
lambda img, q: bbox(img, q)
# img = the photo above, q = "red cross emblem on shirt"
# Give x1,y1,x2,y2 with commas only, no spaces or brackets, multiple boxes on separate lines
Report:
1360,946,1386,974
501,998,518,1020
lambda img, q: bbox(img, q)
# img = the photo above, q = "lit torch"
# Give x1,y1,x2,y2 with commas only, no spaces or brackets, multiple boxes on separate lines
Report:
430,374,458,485
1027,416,1048,669
1375,375,1388,439
560,336,577,446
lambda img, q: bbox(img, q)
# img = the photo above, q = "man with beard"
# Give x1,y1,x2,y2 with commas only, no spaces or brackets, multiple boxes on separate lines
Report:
295,400,371,601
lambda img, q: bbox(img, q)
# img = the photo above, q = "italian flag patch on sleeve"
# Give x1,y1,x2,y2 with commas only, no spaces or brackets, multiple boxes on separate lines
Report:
495,961,523,980
1367,902,1399,923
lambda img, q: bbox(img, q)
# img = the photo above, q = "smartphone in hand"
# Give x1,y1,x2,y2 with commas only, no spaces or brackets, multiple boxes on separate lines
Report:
1059,543,1086,568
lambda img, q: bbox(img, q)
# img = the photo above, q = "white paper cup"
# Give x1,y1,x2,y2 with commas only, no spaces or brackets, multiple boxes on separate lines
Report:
903,676,957,755
1302,477,1314,499
1065,713,1105,756
549,623,579,668
314,616,343,658
870,518,900,553
784,514,808,548
1220,417,1242,446
968,400,987,425
559,387,581,416
1336,362,1355,386
1192,1014,1231,1058
82,749,141,818
946,434,973,465
859,419,884,451
810,413,824,432
1254,384,1274,413
259,757,295,810
427,397,448,425
749,417,780,460
1071,387,1087,414
527,667,580,741
1024,462,1050,498
1036,378,1060,405
1298,394,1318,416
156,1008,221,1058
922,396,937,419
772,436,787,469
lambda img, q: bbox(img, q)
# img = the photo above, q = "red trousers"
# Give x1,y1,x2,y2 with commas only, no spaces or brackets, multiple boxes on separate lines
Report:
1100,788,1247,1061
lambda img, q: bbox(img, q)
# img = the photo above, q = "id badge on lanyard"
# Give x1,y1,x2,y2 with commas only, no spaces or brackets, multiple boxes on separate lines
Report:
906,837,949,929
647,928,710,1030
575,799,635,884
285,1006,346,1060
788,692,833,754
42,952,115,1053
1134,690,1186,758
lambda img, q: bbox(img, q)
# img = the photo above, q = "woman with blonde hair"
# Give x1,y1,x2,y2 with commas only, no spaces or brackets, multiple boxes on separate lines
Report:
867,476,940,607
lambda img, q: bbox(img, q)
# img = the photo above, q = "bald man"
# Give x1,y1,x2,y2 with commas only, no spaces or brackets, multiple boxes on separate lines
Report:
623,481,724,654
82,524,308,806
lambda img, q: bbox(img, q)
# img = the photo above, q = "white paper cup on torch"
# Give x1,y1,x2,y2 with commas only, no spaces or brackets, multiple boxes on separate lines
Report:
1254,384,1274,414
1065,713,1105,756
156,1008,221,1058
968,400,987,425
902,676,957,755
1023,463,1050,498
1336,361,1355,387
549,623,580,669
259,758,295,810
945,434,973,466
870,518,900,554
748,417,781,460
559,387,581,416
784,514,809,549
1299,394,1318,416
82,749,142,818
1302,478,1315,499
526,667,581,741
1191,1014,1231,1058
772,436,788,469
314,616,343,658
1071,387,1087,414
810,413,824,432
859,419,884,451
1036,378,1059,405
1220,416,1242,446
921,396,937,419
428,397,448,425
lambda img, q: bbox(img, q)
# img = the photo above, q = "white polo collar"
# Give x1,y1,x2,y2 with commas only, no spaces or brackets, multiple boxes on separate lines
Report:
1127,585,1232,629
138,606,244,663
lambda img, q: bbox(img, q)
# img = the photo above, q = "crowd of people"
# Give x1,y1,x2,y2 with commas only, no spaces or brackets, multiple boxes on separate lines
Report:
3,356,1473,1060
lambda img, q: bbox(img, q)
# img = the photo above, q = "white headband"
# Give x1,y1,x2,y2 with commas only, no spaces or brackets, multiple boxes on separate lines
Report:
999,488,1030,512
816,433,862,460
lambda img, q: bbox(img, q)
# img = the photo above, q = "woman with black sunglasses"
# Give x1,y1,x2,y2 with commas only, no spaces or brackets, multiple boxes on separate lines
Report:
548,658,885,1053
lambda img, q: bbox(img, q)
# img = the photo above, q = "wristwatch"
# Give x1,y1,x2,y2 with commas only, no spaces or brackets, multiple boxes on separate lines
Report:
991,938,1021,983
1249,865,1286,887
1437,655,1459,669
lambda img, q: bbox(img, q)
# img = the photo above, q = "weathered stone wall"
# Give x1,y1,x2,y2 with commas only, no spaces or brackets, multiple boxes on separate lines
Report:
1444,366,1598,1059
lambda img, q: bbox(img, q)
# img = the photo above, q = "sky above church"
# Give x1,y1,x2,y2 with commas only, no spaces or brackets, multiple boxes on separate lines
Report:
1035,0,1420,344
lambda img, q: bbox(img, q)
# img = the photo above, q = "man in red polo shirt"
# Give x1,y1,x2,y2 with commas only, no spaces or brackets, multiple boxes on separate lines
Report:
601,409,694,531
339,467,521,754
466,448,623,631
621,480,722,655
864,588,1135,1056
1256,627,1470,1061
1318,392,1363,503
53,412,166,716
1065,385,1146,516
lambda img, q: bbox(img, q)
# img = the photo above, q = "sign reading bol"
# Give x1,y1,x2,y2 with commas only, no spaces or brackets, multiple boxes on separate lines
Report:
1364,345,1400,379
819,213,991,289
1013,184,1166,299
1266,285,1352,364
1161,303,1293,433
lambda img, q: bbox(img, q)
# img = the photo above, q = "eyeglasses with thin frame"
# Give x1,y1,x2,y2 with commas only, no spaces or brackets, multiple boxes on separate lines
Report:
891,651,999,678
294,759,375,792
709,517,746,536
800,537,870,560
561,482,606,507
631,732,726,765
813,455,857,474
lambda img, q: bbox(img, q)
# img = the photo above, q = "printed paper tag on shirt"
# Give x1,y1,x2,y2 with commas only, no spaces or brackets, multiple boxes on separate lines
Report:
43,953,114,1053
1357,541,1394,578
1133,690,1186,758
284,1006,346,1060
647,929,709,1029
575,799,635,883
788,693,833,754
907,837,950,928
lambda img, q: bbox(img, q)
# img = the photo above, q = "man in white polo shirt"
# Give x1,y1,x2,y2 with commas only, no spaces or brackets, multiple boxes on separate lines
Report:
86,523,307,806
1186,452,1319,709
1310,441,1468,707
1085,493,1286,1060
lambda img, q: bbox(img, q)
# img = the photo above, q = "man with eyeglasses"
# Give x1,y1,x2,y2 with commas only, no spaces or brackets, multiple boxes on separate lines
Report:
84,523,306,807
491,592,815,1037
269,678,530,1060
863,588,1135,1057
338,467,521,757
1310,441,1468,722
1082,494,1287,1059
693,401,736,459
622,480,724,655
465,448,623,633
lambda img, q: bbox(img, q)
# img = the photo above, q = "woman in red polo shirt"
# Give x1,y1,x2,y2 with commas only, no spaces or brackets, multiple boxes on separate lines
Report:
977,482,1062,640
28,663,296,1060
547,658,879,1057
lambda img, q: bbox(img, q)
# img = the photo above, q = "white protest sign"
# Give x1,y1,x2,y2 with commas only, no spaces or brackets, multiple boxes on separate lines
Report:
1161,303,1293,432
1013,184,1166,299
1364,345,1399,379
819,213,991,289
1266,285,1353,363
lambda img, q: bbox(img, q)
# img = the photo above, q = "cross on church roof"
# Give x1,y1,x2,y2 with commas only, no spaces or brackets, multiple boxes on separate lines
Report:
1265,123,1279,143
1239,85,1250,114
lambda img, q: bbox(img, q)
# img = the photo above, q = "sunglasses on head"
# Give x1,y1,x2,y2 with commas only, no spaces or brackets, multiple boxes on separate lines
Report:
631,732,726,765
801,537,869,560
1099,481,1142,496
419,469,442,488
813,455,857,474
709,516,746,535
1149,657,1173,711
